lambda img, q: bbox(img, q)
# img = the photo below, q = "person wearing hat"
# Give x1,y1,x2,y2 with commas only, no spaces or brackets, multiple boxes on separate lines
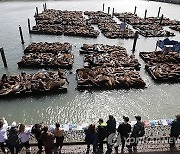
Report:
116,116,131,153
128,116,145,153
169,114,180,149
97,118,107,153
6,121,20,154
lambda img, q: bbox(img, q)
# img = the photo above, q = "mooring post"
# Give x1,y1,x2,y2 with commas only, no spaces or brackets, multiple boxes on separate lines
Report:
28,18,31,33
103,3,105,11
0,48,8,68
19,25,25,44
159,14,164,25
157,7,161,17
134,6,137,15
108,7,110,14
43,4,45,11
45,3,47,10
132,31,139,53
36,7,38,16
112,8,114,16
144,9,147,19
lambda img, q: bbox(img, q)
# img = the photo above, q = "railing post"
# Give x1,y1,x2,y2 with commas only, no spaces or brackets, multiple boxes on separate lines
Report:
36,7,38,16
0,48,8,68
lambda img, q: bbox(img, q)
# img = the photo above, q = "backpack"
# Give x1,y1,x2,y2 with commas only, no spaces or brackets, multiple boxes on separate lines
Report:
137,124,145,137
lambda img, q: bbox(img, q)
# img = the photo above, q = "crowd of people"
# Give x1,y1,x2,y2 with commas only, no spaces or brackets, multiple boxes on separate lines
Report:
0,114,180,154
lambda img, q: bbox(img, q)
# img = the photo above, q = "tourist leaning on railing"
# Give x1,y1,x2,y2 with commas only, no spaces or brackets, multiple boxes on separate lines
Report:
53,122,64,154
41,125,55,154
31,123,43,152
18,123,31,153
169,114,180,149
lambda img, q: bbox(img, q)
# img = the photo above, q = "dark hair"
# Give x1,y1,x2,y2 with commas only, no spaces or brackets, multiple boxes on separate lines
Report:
43,126,49,132
109,115,114,120
88,124,95,134
135,116,141,121
99,118,103,123
0,120,3,128
55,122,60,128
123,116,129,122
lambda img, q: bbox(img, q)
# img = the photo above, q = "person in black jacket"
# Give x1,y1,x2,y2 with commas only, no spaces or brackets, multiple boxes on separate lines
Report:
106,115,116,153
116,116,131,153
31,123,43,153
97,118,107,153
169,114,180,149
128,116,144,153
6,122,19,154
84,124,97,154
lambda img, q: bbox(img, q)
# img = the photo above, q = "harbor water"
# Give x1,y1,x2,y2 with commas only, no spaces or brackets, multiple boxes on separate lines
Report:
0,0,180,125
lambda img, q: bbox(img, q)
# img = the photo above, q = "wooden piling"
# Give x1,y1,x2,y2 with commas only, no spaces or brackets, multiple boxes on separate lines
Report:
45,3,47,10
36,7,38,16
132,31,139,53
19,25,25,44
134,6,137,15
159,14,164,25
0,48,8,68
112,8,114,16
43,4,45,11
108,7,110,14
144,9,147,19
157,7,161,17
28,18,31,33
103,3,105,11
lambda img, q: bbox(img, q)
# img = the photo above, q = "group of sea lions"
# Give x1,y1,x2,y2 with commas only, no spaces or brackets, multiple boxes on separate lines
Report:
84,51,140,70
18,52,74,69
76,66,146,89
0,71,68,97
85,11,135,39
114,12,178,37
114,12,180,26
140,51,180,81
24,42,72,54
32,9,99,38
80,44,126,54
77,44,145,89
133,24,175,37
169,25,180,32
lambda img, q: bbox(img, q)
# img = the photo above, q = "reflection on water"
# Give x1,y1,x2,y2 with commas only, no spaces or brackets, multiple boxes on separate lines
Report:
0,0,180,125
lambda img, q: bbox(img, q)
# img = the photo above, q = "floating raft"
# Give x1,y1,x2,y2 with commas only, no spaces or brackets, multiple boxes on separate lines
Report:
80,44,140,71
18,53,74,69
140,51,180,82
31,9,99,38
114,12,180,26
79,44,126,54
114,12,178,37
0,72,68,98
24,42,72,54
76,67,146,90
84,11,135,39
133,24,175,37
